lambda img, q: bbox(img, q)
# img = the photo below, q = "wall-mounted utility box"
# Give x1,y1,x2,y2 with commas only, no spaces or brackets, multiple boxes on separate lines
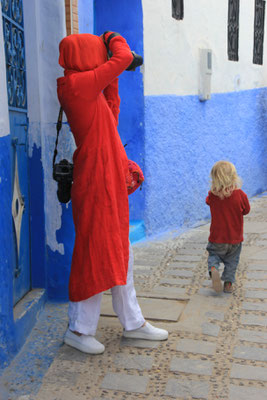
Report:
199,49,212,101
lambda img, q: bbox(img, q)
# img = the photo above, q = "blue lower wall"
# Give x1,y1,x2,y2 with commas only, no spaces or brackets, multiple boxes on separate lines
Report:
0,137,47,368
145,88,267,235
29,145,46,289
46,204,75,301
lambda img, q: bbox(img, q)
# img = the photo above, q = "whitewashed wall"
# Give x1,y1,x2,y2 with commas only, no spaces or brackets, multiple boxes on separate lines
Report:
142,0,267,236
23,0,75,254
143,0,267,96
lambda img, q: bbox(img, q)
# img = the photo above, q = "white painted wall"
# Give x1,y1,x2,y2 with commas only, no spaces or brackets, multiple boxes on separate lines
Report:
23,0,67,144
143,0,267,96
23,0,75,254
0,9,10,137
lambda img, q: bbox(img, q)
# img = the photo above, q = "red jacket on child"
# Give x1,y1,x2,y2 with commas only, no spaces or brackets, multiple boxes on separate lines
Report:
206,189,250,244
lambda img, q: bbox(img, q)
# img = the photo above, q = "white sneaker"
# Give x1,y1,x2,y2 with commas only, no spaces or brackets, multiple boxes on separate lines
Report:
64,329,105,354
123,322,168,341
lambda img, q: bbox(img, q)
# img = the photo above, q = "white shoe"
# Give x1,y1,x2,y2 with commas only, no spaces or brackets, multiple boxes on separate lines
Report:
64,329,105,354
123,322,168,341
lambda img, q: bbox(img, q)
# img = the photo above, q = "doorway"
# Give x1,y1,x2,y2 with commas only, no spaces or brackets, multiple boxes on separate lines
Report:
1,0,31,305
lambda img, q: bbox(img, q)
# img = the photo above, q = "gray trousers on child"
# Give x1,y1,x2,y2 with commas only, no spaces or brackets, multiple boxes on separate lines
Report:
206,242,242,283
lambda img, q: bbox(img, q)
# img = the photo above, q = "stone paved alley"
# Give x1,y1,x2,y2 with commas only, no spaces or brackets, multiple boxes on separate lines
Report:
1,194,267,400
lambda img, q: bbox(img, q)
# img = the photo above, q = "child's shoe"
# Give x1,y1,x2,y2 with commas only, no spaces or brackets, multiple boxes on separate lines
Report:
64,328,105,354
123,322,168,341
224,281,233,293
211,267,223,293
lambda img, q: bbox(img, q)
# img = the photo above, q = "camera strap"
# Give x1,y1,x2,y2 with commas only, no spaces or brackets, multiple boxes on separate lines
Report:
103,31,121,58
52,106,64,168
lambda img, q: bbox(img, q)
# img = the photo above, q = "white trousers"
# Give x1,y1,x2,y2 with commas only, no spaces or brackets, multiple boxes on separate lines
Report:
68,244,145,336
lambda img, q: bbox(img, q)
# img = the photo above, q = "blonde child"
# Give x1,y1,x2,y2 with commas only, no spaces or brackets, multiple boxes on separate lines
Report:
206,161,250,293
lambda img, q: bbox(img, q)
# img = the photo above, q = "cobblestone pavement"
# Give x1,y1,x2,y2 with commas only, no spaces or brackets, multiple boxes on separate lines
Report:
3,195,267,399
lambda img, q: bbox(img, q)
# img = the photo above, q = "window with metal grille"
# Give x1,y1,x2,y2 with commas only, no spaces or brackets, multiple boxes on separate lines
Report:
228,0,240,61
253,0,266,65
172,0,184,20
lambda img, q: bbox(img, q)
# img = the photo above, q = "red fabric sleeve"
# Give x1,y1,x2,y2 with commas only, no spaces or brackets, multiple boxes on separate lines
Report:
241,191,250,215
103,78,120,126
94,35,133,92
71,35,133,101
206,192,211,205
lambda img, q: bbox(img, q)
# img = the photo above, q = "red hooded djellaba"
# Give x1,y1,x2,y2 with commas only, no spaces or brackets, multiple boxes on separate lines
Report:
57,33,134,302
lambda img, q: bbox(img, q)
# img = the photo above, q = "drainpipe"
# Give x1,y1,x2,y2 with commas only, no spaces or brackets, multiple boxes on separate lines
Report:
70,0,73,34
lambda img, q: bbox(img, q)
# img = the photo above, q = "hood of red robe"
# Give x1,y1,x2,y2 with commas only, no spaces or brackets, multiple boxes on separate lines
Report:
59,33,107,75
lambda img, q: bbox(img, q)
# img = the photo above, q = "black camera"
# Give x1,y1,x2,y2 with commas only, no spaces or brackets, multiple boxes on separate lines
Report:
126,51,143,71
103,31,143,71
53,159,73,203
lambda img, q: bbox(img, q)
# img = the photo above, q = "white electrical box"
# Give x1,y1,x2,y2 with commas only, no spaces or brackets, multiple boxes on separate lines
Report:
199,49,212,101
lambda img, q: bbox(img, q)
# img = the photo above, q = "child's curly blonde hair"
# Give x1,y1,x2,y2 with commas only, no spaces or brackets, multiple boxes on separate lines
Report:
210,161,242,199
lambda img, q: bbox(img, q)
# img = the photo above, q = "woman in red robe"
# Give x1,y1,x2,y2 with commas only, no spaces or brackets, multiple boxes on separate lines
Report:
57,32,168,354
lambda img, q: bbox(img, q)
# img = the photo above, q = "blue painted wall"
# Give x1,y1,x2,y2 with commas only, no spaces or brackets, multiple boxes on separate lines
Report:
78,0,94,34
94,0,145,221
0,134,16,368
46,204,75,301
29,141,74,302
0,135,48,368
144,88,267,235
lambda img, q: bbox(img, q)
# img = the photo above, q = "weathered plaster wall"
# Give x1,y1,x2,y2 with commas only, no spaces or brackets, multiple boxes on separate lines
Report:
142,0,267,236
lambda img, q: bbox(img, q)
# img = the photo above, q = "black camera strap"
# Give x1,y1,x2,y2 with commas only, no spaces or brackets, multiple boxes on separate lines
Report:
52,107,64,168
